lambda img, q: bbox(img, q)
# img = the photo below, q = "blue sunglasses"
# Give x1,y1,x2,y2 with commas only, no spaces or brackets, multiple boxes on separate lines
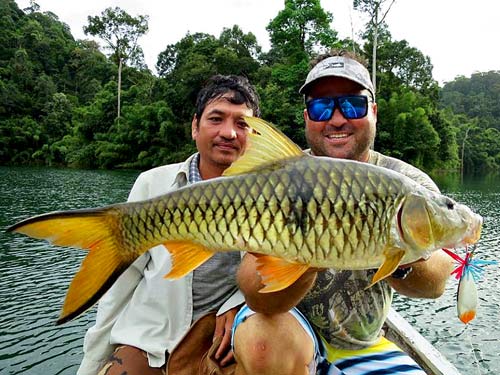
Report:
306,95,369,121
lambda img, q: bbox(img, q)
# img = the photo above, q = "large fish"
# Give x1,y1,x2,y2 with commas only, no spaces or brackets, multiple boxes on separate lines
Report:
7,117,482,324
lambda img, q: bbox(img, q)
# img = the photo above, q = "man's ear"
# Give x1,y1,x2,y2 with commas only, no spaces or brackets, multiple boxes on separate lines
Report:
371,102,378,117
191,114,198,140
303,108,308,122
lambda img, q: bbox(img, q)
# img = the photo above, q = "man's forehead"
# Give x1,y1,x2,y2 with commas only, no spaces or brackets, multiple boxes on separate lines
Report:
204,97,252,114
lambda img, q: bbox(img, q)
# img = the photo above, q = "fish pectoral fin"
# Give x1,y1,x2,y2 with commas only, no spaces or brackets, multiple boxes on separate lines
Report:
223,117,304,176
367,248,406,288
255,255,309,293
163,241,214,279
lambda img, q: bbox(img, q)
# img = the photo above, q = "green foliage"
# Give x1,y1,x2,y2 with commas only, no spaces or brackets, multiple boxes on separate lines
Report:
441,71,500,173
67,40,115,104
373,38,438,99
0,116,43,164
377,90,441,170
266,0,338,64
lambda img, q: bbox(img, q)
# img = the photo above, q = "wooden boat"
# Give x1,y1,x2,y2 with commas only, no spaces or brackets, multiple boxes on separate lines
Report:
384,308,462,375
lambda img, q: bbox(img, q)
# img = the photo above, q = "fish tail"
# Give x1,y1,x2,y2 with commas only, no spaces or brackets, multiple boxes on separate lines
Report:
7,207,131,324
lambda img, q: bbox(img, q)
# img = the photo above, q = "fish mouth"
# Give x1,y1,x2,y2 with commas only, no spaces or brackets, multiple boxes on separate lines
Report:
463,213,483,245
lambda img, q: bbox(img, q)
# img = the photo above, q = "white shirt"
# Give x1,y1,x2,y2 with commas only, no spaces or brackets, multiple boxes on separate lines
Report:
78,154,244,374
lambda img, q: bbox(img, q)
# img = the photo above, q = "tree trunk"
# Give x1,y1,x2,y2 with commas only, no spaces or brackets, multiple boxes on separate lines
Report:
371,7,378,95
117,58,122,119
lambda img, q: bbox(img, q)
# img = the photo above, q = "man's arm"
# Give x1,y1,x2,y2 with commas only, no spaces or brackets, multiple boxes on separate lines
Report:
388,249,454,298
237,253,319,314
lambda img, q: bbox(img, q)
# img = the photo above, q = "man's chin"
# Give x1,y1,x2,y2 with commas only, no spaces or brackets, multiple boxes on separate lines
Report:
322,144,352,159
214,153,240,168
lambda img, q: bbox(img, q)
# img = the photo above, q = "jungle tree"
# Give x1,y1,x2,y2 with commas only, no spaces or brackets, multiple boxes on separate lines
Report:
353,0,397,94
84,7,148,119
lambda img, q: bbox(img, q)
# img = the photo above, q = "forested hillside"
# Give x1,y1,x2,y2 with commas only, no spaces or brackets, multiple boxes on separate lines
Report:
440,72,500,173
1,0,498,173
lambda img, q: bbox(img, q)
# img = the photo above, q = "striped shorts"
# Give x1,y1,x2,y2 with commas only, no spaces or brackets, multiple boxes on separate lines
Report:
231,305,426,375
317,335,426,375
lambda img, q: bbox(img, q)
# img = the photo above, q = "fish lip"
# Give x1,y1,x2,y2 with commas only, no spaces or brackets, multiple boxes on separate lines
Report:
463,214,483,244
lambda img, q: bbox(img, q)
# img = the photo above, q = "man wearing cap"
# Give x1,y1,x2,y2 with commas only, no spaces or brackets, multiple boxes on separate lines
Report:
232,50,453,374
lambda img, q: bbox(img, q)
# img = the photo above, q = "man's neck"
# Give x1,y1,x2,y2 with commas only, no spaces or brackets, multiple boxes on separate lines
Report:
198,159,225,180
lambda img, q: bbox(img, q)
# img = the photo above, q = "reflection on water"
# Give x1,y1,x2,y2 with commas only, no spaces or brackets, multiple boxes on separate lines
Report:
0,167,498,374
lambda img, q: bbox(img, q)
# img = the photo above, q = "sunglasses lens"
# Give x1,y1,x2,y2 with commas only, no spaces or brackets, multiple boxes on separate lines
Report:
307,98,334,121
338,96,368,119
307,96,369,121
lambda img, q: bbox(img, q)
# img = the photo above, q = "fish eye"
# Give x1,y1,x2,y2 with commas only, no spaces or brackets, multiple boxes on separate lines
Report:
445,198,455,210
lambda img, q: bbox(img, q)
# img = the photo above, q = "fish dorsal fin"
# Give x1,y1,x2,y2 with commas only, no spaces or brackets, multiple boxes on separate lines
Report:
163,240,214,279
223,116,304,176
254,254,309,293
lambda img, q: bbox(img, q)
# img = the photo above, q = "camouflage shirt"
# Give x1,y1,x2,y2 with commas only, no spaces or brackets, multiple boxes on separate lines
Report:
297,150,439,350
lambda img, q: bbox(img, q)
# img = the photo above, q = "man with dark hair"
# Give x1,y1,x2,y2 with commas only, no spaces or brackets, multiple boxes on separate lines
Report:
232,51,453,374
78,74,260,375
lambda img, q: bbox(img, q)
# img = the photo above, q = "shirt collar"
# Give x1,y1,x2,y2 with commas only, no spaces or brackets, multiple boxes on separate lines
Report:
188,153,203,184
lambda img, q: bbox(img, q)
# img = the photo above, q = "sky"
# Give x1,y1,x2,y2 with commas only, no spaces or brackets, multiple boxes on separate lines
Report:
15,0,500,85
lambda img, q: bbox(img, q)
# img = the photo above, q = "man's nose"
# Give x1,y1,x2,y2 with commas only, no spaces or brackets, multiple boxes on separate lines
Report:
219,121,237,139
325,107,348,127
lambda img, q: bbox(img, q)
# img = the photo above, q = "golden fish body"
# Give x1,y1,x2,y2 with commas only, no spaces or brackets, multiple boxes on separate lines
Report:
7,117,482,324
119,156,446,267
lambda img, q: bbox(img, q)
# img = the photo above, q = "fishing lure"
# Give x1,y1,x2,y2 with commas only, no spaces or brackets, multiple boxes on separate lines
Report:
442,247,497,324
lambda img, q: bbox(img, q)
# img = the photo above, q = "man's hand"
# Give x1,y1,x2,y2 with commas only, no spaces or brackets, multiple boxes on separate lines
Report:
388,250,454,298
213,306,239,366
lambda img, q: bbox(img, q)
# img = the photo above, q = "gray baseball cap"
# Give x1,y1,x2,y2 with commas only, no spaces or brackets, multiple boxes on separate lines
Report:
299,56,375,99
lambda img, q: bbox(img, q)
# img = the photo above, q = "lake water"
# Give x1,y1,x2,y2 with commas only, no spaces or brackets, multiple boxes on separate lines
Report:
0,167,498,374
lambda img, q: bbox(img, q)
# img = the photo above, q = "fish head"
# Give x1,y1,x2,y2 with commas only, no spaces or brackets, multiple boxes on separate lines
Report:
399,191,482,253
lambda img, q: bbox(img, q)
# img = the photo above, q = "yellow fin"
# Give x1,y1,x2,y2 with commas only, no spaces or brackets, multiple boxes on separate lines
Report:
255,254,309,293
163,241,214,279
223,116,304,176
61,236,128,324
7,208,131,324
368,248,406,288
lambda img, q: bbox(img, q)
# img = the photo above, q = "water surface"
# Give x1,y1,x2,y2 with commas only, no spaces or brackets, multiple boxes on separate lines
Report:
0,167,498,374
